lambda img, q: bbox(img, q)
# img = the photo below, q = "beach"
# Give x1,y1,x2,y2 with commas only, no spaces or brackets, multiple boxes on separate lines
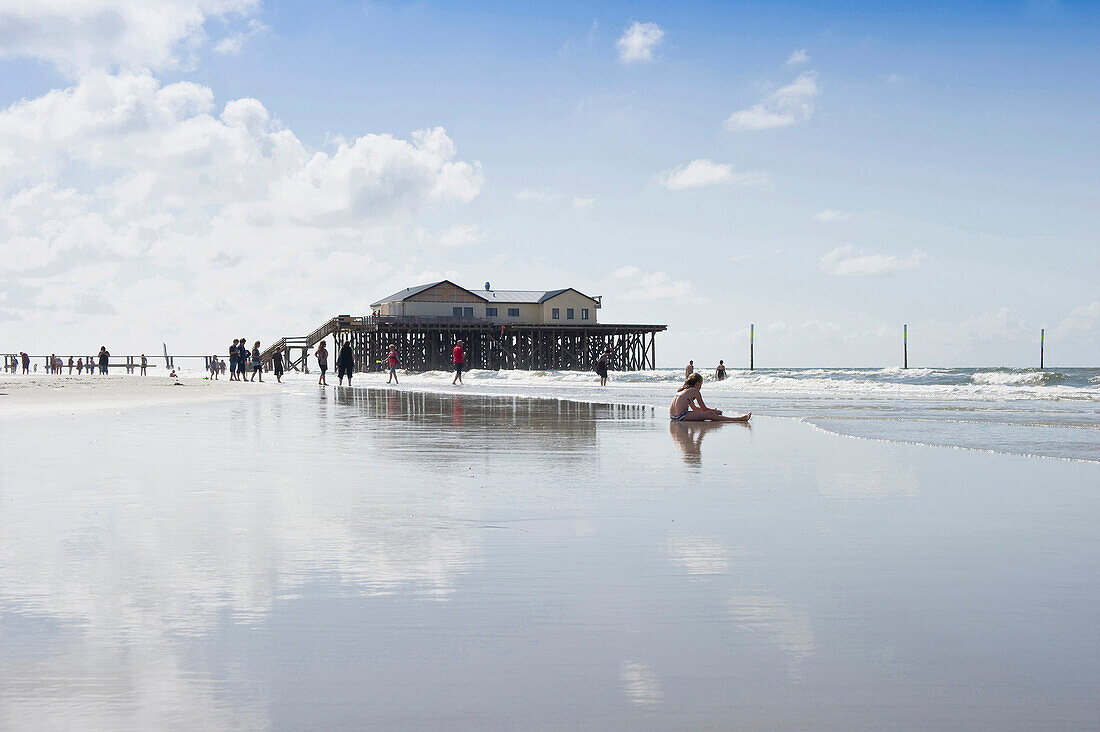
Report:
1,378,1098,729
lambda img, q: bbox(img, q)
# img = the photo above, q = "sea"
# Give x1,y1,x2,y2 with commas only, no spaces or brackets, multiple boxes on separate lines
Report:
346,366,1100,463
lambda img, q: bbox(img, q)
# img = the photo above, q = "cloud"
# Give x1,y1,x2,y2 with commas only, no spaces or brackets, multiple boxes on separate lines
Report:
813,208,853,223
213,18,268,55
819,245,924,276
613,266,706,304
438,223,482,248
660,158,768,190
572,197,594,209
0,0,260,75
1056,302,1100,339
616,21,664,64
725,71,819,131
514,189,559,203
786,48,809,65
0,71,483,346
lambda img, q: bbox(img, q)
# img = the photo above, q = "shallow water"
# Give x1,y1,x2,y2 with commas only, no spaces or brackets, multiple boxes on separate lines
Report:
1,387,1098,729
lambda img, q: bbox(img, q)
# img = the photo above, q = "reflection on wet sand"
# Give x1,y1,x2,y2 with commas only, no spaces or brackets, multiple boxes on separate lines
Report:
668,419,751,465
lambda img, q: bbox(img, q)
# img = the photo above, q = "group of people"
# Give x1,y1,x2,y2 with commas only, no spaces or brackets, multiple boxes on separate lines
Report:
683,359,727,381
227,339,269,383
9,347,127,376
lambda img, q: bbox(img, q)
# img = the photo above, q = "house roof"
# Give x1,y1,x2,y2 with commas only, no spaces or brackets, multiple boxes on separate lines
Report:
372,282,598,307
370,280,489,307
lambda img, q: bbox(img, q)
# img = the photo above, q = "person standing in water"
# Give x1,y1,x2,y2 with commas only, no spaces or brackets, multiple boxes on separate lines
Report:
715,360,727,381
336,340,354,386
595,347,611,387
685,360,694,378
452,340,466,385
669,373,750,422
386,344,399,384
316,342,329,386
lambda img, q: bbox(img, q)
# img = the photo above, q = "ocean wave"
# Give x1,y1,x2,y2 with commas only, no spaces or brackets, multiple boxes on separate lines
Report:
970,370,1065,386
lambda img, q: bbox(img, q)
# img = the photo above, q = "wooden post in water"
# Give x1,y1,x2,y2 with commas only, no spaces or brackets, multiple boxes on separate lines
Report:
749,323,754,371
903,324,908,369
1040,328,1045,370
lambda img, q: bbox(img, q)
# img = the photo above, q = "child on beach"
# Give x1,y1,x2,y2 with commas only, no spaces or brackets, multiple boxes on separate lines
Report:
250,341,263,382
669,373,750,422
386,344,399,384
316,342,329,386
273,351,284,383
210,355,220,379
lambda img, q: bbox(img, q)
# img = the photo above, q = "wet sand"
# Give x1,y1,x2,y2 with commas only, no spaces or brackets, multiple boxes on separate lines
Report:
1,386,1097,729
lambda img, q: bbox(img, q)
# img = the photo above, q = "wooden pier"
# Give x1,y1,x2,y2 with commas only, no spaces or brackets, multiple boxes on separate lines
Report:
261,315,666,374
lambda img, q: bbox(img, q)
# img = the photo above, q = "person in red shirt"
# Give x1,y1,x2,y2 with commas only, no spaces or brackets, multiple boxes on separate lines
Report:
452,340,466,385
386,344,399,384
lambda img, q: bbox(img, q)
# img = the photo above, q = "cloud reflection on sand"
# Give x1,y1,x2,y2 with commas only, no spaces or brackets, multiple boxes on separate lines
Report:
620,660,663,706
727,593,816,681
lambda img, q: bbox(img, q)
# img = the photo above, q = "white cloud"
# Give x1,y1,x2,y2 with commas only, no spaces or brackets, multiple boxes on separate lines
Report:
572,197,594,209
616,21,664,64
813,208,853,222
725,72,819,131
0,0,260,75
514,189,559,203
438,223,482,248
1056,302,1100,339
819,245,924,276
212,18,268,55
660,158,768,190
786,48,809,65
613,266,706,304
0,71,483,347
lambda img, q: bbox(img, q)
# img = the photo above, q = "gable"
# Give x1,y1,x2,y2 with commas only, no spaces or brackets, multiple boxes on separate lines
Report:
407,280,486,304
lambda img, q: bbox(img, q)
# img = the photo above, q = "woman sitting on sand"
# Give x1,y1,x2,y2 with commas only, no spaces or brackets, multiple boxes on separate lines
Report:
670,373,750,422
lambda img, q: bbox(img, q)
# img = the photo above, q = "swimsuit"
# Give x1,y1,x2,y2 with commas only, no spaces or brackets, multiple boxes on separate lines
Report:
670,409,689,421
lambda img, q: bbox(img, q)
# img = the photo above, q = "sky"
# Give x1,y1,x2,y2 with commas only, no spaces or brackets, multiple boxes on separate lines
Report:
0,0,1097,367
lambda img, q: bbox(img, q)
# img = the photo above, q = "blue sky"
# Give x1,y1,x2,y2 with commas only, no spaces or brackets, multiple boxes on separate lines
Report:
0,0,1097,366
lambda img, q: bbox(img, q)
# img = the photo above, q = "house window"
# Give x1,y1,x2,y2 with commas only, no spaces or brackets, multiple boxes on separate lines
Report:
552,308,560,320
486,307,498,317
463,307,474,317
452,307,462,316
508,308,520,317
567,308,575,320
581,308,589,320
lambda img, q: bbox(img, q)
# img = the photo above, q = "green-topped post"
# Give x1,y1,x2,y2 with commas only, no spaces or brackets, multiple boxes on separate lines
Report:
1040,328,1045,370
750,323,754,371
903,324,908,369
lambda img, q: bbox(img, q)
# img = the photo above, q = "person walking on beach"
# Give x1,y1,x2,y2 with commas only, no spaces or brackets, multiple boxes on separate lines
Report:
20,352,29,374
272,350,284,383
67,357,73,375
229,339,239,381
98,346,110,375
76,357,83,375
595,347,611,387
670,373,750,423
452,340,466,385
140,354,147,376
237,337,248,381
210,354,220,379
386,344,399,384
336,340,354,386
316,342,329,386
715,360,727,381
249,341,263,382
685,360,694,378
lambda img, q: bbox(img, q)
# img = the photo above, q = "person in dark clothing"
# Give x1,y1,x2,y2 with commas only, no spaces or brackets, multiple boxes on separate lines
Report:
229,339,239,381
595,347,611,387
98,346,110,375
237,336,248,379
336,340,354,385
273,350,284,383
249,341,263,383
